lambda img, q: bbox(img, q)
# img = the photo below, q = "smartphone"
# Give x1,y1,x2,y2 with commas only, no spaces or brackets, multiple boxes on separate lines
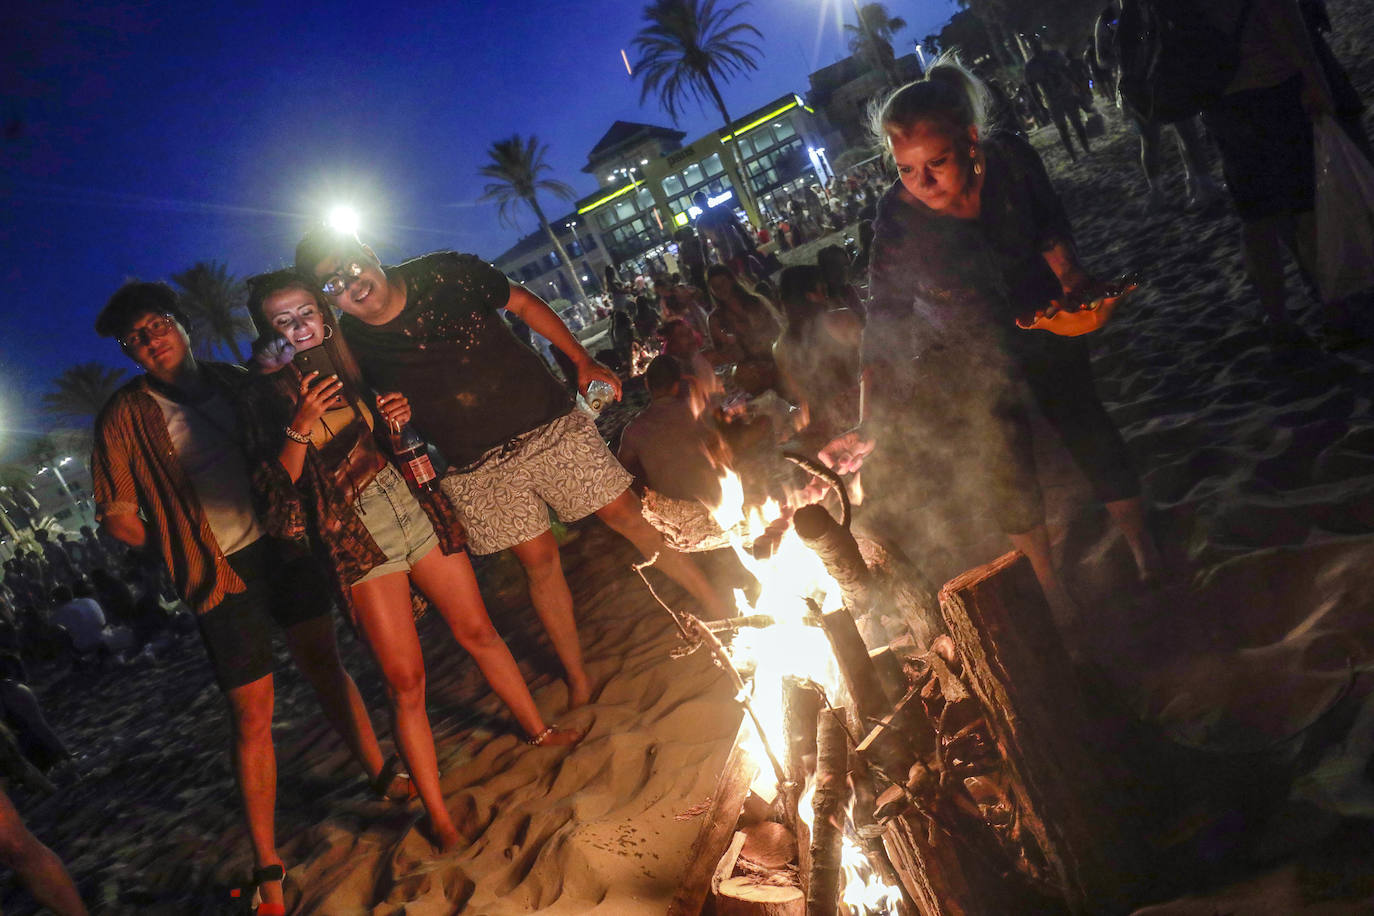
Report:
292,346,346,407
292,345,338,381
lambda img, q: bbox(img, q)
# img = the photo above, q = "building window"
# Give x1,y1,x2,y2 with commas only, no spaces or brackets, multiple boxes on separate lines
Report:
615,198,636,221
567,240,583,257
595,209,616,230
636,187,654,210
735,137,753,158
703,153,724,177
662,174,684,196
681,162,704,188
546,251,561,269
748,125,775,150
582,234,597,251
773,119,796,141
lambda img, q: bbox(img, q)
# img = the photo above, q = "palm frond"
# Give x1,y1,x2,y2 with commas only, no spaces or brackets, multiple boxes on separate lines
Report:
631,0,763,124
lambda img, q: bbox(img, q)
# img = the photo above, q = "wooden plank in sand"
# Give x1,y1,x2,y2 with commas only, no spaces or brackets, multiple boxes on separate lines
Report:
668,719,760,916
938,551,1146,914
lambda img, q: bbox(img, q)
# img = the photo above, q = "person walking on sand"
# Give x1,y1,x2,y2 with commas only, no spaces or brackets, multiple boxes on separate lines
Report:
1200,0,1358,347
1024,34,1092,162
295,229,733,709
245,271,580,849
91,282,399,915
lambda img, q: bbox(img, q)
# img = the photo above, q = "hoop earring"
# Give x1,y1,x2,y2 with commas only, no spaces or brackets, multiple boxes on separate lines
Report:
322,324,334,340
971,145,983,176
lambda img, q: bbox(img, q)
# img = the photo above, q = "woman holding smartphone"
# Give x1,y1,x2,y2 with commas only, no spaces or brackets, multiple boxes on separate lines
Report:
244,270,581,852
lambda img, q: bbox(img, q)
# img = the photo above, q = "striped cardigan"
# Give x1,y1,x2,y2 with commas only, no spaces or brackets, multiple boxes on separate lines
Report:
90,364,309,614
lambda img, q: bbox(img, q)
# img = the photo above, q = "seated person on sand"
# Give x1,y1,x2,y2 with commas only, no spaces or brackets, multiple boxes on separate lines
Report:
706,264,782,396
618,356,740,554
774,265,865,452
246,270,582,850
91,282,400,915
47,584,133,658
296,227,733,688
0,653,72,773
660,318,722,416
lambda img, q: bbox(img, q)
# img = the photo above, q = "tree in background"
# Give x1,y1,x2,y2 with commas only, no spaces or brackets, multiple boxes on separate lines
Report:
480,135,589,305
42,363,127,430
845,2,908,85
632,0,763,221
171,261,252,362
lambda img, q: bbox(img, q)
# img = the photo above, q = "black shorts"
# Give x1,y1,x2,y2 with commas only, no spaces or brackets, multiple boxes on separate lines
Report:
1204,76,1315,221
195,538,333,691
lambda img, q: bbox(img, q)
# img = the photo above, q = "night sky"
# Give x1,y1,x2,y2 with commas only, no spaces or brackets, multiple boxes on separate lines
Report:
1,0,955,457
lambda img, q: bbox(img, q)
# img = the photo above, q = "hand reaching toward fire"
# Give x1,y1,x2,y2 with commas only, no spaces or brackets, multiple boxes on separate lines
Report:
818,430,875,477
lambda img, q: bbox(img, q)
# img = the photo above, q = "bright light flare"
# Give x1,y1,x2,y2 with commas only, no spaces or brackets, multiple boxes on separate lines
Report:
327,204,360,235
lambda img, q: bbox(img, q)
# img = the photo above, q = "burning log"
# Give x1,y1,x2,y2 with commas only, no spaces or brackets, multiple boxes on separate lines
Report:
938,551,1146,913
818,606,914,783
807,707,851,916
793,504,873,616
669,720,761,916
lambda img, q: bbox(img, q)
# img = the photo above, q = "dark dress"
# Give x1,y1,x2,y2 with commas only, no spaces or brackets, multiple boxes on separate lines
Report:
862,131,1139,567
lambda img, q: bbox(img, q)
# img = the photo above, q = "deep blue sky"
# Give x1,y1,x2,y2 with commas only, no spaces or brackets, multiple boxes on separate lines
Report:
0,0,955,457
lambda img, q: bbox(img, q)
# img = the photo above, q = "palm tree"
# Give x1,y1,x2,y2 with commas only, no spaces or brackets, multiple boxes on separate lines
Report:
845,2,908,85
42,362,127,428
631,0,764,219
479,135,589,305
171,261,252,362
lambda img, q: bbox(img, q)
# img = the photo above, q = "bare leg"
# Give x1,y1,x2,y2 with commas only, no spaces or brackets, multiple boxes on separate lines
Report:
349,571,459,851
1007,526,1082,620
281,616,385,783
225,675,285,912
510,531,592,707
0,788,87,915
409,548,550,739
1240,216,1290,325
595,489,732,620
1104,497,1164,583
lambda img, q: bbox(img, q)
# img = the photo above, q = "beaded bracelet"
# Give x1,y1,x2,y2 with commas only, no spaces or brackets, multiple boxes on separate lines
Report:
283,426,311,445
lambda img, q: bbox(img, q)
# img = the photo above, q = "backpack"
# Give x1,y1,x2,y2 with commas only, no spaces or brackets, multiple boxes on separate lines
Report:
1113,0,1254,124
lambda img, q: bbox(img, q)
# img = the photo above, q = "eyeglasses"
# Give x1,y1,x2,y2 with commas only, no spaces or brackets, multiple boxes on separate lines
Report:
120,314,177,350
319,261,365,297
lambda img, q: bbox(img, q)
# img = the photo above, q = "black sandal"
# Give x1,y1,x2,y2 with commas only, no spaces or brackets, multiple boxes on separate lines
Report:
370,754,416,802
229,863,286,915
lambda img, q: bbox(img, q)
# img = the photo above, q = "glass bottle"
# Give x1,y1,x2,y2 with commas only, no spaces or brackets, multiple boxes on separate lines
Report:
389,420,438,491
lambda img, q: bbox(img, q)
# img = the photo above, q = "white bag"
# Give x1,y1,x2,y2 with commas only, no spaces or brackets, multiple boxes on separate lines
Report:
1314,115,1374,302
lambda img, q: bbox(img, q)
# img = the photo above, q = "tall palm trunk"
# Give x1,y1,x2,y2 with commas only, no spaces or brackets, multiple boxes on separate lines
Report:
528,196,588,305
702,72,759,225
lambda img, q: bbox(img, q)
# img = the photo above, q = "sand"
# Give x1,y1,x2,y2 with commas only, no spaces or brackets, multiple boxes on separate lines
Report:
6,4,1374,912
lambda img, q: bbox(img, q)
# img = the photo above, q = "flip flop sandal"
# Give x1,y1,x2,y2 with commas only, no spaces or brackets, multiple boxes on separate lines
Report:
371,753,417,802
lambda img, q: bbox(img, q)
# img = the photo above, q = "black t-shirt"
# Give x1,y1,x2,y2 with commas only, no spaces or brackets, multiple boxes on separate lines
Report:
339,251,573,468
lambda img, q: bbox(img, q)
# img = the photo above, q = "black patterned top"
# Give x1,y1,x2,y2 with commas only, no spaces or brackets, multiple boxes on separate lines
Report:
865,131,1074,372
339,251,574,468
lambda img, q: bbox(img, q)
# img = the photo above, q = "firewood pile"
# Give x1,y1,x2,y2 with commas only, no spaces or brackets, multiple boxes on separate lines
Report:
658,484,1146,915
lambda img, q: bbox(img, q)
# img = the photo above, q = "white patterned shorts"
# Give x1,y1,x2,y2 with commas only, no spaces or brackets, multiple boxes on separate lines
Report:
440,410,633,555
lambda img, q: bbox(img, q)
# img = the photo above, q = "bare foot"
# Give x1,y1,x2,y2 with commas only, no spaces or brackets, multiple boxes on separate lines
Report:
528,725,585,747
427,817,463,853
567,678,592,709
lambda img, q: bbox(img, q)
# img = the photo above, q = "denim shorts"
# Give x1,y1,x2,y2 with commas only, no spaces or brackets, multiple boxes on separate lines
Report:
352,464,440,585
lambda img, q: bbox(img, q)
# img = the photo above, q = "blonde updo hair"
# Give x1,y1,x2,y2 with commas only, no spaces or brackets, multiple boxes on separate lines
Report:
870,51,987,157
